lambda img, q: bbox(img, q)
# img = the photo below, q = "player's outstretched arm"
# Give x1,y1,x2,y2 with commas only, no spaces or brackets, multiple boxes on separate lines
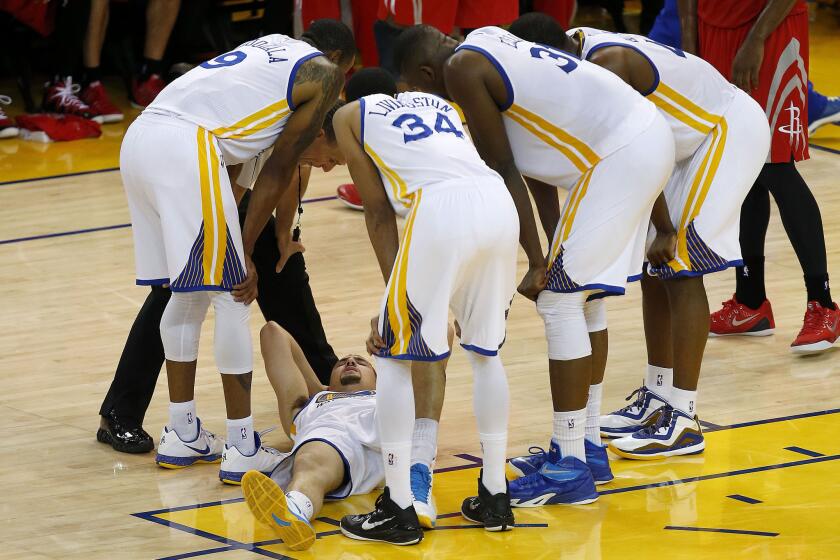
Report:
525,177,561,241
444,51,546,300
333,101,400,284
260,321,327,436
677,0,698,54
272,165,311,274
241,57,343,263
732,0,798,92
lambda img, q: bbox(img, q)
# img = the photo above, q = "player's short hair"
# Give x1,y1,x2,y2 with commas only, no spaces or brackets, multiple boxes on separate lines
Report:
344,68,398,103
323,99,346,143
508,12,566,48
303,19,357,67
392,24,440,75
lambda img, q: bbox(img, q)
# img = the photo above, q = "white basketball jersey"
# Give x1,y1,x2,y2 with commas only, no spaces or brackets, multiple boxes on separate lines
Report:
148,35,323,165
292,390,379,449
457,26,658,189
572,27,736,161
360,91,503,216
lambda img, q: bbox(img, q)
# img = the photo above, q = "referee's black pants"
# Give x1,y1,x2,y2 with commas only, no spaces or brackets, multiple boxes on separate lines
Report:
99,191,338,426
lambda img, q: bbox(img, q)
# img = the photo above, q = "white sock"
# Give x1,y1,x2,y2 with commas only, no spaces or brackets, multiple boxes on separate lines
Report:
226,415,256,455
552,409,587,462
467,352,510,495
285,490,314,521
376,358,415,509
670,387,698,416
411,418,438,468
645,364,673,398
169,400,198,441
585,383,603,446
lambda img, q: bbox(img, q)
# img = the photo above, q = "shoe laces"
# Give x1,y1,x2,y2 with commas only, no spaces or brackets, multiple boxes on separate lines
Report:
410,464,432,502
716,297,739,318
50,77,90,110
617,386,648,415
0,95,10,119
802,303,828,331
515,469,549,489
638,405,674,437
527,446,546,457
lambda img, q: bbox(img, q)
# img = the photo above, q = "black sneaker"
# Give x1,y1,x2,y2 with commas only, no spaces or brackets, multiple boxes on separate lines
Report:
461,471,515,532
96,409,154,453
340,487,423,545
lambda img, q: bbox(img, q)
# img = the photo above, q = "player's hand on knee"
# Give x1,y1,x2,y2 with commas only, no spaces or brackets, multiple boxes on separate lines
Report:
275,237,306,273
731,37,764,93
233,254,259,304
366,315,386,355
518,264,548,301
647,231,677,267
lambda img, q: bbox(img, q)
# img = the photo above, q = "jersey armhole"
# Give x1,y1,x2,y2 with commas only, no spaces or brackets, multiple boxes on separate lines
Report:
585,42,661,96
286,52,327,111
359,97,366,146
455,45,514,111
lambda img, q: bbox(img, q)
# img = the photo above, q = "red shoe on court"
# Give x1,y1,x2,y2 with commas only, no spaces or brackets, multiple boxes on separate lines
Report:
709,295,775,337
337,183,364,211
790,301,840,355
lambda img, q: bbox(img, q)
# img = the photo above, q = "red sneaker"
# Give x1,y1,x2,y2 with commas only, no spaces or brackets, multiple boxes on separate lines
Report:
0,95,19,139
81,81,124,123
43,77,103,123
337,183,364,211
131,74,165,108
709,295,775,337
790,301,840,354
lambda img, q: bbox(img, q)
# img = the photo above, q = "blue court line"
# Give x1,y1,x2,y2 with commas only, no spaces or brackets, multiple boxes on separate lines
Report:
157,546,236,560
727,494,762,505
0,195,338,246
716,407,840,430
810,143,840,156
0,166,121,187
784,446,824,458
698,419,725,431
664,525,778,537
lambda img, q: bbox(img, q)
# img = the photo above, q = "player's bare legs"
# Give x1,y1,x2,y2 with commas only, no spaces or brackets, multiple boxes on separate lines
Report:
144,0,181,61
83,0,108,69
664,276,708,396
287,442,345,515
165,360,197,404
220,373,252,422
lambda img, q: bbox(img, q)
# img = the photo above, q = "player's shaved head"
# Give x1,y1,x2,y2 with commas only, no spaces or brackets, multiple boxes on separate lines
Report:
393,25,459,97
344,67,398,103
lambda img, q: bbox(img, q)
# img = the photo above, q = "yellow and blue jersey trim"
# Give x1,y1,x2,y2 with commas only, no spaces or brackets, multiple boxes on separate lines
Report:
455,44,514,110
583,41,661,95
286,52,325,111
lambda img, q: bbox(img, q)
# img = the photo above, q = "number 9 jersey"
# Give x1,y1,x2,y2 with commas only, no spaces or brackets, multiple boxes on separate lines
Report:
360,91,503,217
457,26,658,189
147,35,323,165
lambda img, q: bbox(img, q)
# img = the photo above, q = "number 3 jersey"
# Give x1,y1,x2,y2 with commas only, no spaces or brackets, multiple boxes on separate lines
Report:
457,26,658,189
360,91,504,216
147,35,323,165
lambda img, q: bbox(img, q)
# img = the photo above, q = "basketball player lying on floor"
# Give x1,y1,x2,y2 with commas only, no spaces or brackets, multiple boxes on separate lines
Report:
241,322,451,551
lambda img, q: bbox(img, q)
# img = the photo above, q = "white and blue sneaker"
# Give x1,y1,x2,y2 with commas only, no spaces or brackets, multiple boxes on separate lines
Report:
219,431,286,485
600,385,669,438
410,463,437,528
509,455,599,507
242,471,316,551
155,419,224,469
609,405,705,460
508,440,613,485
808,91,840,135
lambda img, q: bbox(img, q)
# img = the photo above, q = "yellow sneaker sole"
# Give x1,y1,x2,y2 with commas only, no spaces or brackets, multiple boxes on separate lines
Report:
242,471,316,551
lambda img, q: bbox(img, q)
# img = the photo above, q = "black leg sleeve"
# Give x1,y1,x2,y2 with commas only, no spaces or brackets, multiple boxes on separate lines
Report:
240,192,339,385
735,177,771,307
99,286,170,425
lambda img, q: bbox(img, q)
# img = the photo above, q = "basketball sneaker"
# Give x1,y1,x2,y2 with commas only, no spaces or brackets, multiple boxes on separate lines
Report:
219,431,286,485
0,95,19,139
508,439,613,485
130,74,165,108
155,419,224,468
337,183,364,210
340,487,424,545
790,301,840,354
242,471,316,551
460,472,515,531
709,295,775,336
80,81,124,123
608,405,705,460
43,77,103,123
808,88,840,135
410,463,437,528
600,385,669,438
508,455,598,507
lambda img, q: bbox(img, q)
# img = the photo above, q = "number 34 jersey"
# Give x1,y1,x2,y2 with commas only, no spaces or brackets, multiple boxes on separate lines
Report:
457,26,659,189
360,91,504,215
148,35,323,165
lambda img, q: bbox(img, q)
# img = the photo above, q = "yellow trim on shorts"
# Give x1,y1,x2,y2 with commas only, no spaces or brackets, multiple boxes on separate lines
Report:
548,168,594,266
672,117,728,271
648,82,719,135
364,143,412,208
210,100,290,139
196,128,215,285
207,137,227,285
387,190,422,355
506,104,600,173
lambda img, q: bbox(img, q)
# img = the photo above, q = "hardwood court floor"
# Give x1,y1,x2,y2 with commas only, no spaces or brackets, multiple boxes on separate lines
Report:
1,19,840,560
